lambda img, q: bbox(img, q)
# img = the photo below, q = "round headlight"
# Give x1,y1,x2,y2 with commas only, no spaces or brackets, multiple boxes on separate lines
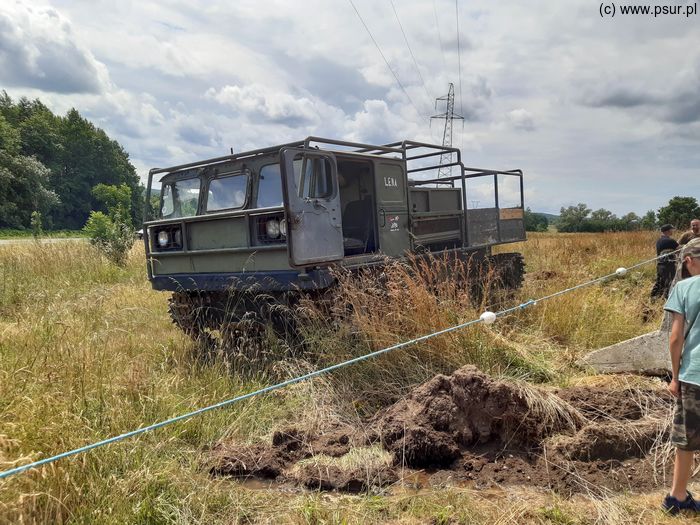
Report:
157,230,169,247
279,219,287,237
266,219,280,239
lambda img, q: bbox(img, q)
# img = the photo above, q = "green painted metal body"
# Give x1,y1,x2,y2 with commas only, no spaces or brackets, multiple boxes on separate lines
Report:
143,137,526,293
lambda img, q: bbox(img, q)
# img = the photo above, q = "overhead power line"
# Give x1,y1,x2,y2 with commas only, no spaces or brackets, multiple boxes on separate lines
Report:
455,0,464,118
348,0,428,120
432,0,447,71
389,0,433,108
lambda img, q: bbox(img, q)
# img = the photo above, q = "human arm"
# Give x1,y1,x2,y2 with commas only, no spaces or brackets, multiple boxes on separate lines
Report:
669,312,686,398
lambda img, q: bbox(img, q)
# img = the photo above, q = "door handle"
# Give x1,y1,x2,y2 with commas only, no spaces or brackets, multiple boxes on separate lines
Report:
379,208,386,227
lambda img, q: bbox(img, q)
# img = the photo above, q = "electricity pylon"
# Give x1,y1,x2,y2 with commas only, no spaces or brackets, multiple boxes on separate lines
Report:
431,83,463,179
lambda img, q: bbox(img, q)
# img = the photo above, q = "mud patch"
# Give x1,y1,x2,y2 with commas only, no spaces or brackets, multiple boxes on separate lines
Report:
373,365,584,467
556,385,671,421
210,426,358,480
293,462,398,492
548,417,669,462
211,367,674,495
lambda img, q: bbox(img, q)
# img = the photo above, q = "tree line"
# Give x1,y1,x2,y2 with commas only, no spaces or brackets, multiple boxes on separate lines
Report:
3,91,698,239
525,197,700,233
0,91,142,230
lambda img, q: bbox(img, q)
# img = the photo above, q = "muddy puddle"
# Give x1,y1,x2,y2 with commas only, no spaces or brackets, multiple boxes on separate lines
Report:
211,366,674,496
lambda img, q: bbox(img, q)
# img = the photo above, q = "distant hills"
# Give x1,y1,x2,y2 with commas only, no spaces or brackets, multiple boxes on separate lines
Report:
536,212,559,221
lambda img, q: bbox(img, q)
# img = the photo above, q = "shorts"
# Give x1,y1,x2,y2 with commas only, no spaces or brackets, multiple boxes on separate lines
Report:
672,382,700,451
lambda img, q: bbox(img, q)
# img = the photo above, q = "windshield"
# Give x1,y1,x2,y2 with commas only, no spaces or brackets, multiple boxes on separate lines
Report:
206,172,248,211
161,178,200,218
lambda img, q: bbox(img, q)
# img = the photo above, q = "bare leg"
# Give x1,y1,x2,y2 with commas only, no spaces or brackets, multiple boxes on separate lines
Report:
671,449,694,500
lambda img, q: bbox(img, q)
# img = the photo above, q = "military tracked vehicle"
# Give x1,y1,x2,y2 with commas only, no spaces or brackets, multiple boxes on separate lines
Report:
143,137,527,342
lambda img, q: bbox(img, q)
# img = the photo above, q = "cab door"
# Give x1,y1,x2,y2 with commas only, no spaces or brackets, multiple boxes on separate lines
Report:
376,161,410,257
280,148,344,267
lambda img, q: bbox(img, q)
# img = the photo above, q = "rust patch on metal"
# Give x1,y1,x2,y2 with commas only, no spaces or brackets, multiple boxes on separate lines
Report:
499,208,524,220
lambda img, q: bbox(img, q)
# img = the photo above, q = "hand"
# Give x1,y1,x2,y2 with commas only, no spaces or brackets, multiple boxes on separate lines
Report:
669,378,681,399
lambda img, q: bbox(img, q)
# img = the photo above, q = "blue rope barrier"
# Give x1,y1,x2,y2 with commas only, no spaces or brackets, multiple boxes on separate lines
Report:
0,250,674,481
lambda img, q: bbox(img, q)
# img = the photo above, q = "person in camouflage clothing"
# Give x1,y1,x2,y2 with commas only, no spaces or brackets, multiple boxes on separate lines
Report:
663,239,700,514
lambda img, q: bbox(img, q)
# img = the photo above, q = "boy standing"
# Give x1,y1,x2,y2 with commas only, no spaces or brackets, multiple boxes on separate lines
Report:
663,239,700,514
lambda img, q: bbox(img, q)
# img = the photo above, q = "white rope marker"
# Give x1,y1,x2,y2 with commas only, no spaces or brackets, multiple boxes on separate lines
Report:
480,311,497,324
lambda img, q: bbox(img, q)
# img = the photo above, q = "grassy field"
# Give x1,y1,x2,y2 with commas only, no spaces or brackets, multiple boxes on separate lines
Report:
0,231,685,524
0,229,87,239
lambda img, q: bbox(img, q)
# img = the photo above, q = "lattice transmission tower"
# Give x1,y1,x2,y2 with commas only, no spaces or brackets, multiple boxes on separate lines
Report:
430,83,463,179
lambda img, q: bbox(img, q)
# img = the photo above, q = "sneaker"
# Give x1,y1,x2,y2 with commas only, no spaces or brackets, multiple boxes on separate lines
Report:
662,491,700,515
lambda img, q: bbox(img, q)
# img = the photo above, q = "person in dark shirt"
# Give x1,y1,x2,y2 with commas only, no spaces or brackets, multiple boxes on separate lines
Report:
652,224,680,299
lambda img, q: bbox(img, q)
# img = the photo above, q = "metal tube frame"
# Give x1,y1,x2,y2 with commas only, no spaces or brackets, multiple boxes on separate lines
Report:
144,135,524,259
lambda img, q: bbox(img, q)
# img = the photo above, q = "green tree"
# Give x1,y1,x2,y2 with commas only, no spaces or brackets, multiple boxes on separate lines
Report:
0,93,141,230
640,210,657,230
30,211,43,239
588,208,618,232
18,104,62,171
0,113,20,155
92,183,132,221
0,151,58,228
524,208,549,232
83,183,135,266
657,197,700,229
0,91,20,125
619,212,640,231
83,210,135,266
0,111,59,228
557,203,591,232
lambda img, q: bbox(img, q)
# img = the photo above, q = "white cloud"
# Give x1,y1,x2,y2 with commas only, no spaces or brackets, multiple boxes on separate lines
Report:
2,0,699,215
206,84,326,127
507,109,535,131
0,2,108,93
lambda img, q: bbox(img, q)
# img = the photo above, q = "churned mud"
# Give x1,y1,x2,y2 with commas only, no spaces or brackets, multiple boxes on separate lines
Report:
211,426,357,477
210,366,674,495
372,366,585,467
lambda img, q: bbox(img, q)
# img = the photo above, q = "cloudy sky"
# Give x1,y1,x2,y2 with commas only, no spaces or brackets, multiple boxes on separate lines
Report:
0,0,698,215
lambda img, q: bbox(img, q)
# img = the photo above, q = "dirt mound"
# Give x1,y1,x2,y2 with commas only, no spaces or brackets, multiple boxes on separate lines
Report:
210,367,674,495
210,426,357,479
557,385,670,421
373,365,584,467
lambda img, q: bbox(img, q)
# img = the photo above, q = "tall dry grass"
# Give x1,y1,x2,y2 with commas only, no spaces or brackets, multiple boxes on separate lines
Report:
0,231,677,524
0,243,305,523
296,230,662,414
507,231,662,353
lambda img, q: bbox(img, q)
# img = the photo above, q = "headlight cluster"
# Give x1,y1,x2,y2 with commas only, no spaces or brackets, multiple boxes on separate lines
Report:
265,218,287,239
157,230,169,247
151,226,182,250
253,214,287,245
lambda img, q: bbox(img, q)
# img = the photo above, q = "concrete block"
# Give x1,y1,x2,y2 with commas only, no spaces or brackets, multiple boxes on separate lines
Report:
577,330,670,375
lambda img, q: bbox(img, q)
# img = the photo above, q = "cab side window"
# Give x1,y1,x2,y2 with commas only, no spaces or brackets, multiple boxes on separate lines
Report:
257,164,284,208
293,157,334,200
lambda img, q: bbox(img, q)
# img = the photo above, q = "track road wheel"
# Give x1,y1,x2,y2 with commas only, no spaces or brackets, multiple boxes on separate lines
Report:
489,252,526,291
